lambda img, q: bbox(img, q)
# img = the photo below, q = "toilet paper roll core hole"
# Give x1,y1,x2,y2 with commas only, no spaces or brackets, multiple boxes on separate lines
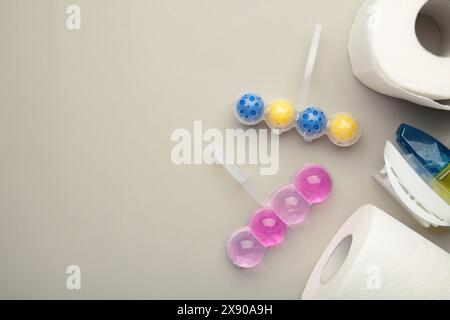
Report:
320,235,352,284
415,0,450,58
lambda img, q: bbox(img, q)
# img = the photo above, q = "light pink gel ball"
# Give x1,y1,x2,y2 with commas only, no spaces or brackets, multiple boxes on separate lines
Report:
294,164,332,204
227,228,266,268
249,208,287,247
270,185,311,225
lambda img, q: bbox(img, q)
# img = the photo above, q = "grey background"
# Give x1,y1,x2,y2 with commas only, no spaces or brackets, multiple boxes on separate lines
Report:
0,0,449,299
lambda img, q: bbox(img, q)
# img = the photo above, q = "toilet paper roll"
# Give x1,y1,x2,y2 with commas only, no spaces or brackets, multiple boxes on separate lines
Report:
348,0,450,111
302,204,450,299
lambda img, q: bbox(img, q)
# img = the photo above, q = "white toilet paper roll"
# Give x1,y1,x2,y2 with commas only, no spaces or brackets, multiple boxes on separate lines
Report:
302,204,450,299
348,0,450,111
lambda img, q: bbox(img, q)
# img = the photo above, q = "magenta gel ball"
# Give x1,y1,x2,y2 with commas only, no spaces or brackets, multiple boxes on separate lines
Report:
227,228,266,268
271,185,311,225
249,208,287,247
294,164,332,204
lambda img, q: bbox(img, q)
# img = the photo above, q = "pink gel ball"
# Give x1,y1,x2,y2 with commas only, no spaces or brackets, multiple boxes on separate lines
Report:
227,228,266,268
249,208,287,247
294,164,332,204
271,185,311,225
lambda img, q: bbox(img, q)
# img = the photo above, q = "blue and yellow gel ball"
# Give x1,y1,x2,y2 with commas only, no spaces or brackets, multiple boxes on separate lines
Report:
328,113,361,147
235,94,265,124
233,93,362,147
297,107,327,139
266,99,296,131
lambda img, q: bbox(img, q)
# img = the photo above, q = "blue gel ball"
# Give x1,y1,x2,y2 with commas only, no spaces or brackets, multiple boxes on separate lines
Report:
297,107,327,138
235,94,265,124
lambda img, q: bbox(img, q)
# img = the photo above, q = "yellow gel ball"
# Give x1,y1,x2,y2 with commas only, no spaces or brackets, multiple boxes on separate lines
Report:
329,113,360,146
266,99,296,130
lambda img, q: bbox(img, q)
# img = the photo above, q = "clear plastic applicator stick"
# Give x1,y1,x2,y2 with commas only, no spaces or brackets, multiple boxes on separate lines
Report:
213,147,267,207
297,23,322,112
